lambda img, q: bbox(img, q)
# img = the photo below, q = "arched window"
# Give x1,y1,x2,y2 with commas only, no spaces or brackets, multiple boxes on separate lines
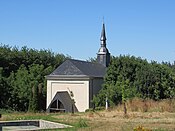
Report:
50,99,65,112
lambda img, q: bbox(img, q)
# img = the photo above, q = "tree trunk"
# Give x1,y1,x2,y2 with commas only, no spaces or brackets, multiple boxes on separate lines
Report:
123,102,127,116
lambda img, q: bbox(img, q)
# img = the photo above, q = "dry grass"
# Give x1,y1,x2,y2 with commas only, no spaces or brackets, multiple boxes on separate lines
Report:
52,110,175,131
1,99,175,131
116,98,175,113
53,99,175,131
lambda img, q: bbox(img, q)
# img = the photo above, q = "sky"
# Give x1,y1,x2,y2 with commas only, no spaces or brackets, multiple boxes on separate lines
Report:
0,0,175,63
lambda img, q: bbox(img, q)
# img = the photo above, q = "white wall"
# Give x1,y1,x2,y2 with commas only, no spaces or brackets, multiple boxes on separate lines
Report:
47,79,90,112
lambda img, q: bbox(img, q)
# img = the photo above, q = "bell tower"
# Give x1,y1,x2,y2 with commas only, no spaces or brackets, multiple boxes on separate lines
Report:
97,23,110,67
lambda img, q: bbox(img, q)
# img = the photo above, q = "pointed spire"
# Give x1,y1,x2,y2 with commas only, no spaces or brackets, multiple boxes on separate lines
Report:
97,22,110,67
100,23,106,42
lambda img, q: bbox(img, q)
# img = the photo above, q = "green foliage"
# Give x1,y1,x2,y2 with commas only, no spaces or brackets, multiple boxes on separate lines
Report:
94,55,175,107
1,44,175,112
28,81,39,112
0,108,15,114
0,67,10,108
76,118,88,128
0,44,69,111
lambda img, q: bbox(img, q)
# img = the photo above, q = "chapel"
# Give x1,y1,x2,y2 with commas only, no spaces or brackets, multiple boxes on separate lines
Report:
46,23,110,112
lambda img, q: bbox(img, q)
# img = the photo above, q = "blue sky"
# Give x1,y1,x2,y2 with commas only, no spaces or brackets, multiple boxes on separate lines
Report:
0,1,175,63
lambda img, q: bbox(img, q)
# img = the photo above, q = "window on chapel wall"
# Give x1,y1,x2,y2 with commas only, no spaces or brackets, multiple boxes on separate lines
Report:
50,99,65,112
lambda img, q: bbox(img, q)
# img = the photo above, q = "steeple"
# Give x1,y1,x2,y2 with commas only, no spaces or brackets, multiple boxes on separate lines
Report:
97,23,110,67
101,23,106,42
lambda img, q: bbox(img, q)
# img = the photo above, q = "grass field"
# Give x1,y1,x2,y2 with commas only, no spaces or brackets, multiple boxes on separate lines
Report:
1,99,175,131
1,111,175,131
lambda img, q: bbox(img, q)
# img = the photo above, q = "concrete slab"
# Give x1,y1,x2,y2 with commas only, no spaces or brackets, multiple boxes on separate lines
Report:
0,120,72,131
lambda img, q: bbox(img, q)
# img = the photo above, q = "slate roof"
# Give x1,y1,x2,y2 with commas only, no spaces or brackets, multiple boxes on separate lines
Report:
48,59,106,78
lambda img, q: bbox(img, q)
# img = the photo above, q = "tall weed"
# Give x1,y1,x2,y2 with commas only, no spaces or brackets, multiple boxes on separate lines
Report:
116,98,175,112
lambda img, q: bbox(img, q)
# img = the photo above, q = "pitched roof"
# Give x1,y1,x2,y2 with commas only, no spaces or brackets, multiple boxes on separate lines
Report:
48,59,106,78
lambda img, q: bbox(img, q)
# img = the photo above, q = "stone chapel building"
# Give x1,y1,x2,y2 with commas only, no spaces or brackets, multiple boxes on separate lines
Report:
46,23,110,112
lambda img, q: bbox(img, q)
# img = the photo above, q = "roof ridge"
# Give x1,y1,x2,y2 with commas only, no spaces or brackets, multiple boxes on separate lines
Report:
69,60,86,76
69,59,105,66
69,59,91,63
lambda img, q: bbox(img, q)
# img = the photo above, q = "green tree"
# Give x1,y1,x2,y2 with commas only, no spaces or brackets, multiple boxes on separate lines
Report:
28,81,39,112
0,44,68,111
9,65,30,111
94,55,175,108
0,67,10,108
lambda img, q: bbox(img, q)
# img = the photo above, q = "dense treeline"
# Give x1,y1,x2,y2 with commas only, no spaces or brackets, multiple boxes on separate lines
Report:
94,55,175,107
0,44,68,111
1,44,175,112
